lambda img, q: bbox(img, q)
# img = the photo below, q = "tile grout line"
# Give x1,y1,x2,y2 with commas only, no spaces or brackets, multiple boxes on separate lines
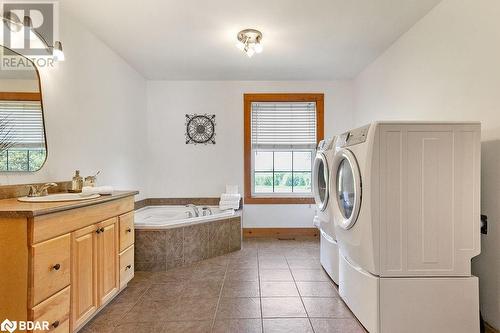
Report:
84,239,327,332
113,278,154,331
210,258,230,332
285,256,317,333
257,247,265,333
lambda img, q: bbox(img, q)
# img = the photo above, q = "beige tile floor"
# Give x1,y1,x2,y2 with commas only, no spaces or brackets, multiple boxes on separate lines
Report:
80,237,367,333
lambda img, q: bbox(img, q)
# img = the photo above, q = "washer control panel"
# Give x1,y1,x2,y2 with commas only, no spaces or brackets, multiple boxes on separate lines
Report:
317,137,335,151
337,124,370,148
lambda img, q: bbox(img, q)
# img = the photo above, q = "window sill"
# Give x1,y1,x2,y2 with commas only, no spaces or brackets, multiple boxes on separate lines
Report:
244,197,315,205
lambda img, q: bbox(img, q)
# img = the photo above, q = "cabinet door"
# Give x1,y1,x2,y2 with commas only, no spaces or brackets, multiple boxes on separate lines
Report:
71,224,98,330
97,217,119,305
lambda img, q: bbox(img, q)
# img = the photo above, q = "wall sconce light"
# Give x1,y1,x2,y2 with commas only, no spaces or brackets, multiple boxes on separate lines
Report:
1,12,65,62
52,41,64,61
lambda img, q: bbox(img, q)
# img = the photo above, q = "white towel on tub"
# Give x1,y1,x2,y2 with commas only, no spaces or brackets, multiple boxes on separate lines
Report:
225,185,239,194
220,193,241,201
220,185,240,210
220,200,240,205
219,203,239,210
219,199,240,210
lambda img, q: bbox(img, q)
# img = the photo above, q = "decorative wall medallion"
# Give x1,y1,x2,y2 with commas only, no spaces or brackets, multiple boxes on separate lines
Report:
185,114,216,144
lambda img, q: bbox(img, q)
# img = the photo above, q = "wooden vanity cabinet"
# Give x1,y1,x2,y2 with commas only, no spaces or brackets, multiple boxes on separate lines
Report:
118,212,135,290
31,234,71,306
72,217,120,329
71,224,99,329
0,192,137,333
96,218,120,306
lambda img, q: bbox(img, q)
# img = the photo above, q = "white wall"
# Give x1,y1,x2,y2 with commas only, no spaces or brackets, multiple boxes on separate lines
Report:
0,79,38,92
353,0,500,328
146,81,354,227
0,11,148,199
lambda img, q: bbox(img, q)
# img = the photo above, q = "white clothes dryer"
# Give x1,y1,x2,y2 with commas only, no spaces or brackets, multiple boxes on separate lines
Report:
330,122,481,333
312,137,339,284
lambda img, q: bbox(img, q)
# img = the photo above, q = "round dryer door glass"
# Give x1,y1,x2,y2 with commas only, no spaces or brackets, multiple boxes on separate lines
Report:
336,158,355,219
313,153,329,211
318,160,327,202
332,148,361,230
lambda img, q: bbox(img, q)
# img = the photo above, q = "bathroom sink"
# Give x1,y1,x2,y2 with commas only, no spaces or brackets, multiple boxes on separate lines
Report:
18,193,101,203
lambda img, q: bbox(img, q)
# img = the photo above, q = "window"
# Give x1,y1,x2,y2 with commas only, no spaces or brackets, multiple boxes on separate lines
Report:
244,93,324,204
254,151,312,194
0,96,47,171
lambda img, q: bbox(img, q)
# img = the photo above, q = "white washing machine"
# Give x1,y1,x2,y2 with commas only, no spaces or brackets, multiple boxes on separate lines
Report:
330,122,481,333
312,137,339,284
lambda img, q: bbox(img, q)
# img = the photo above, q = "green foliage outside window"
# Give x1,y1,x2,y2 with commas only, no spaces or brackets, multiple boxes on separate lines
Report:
254,171,312,193
0,149,46,172
254,150,313,194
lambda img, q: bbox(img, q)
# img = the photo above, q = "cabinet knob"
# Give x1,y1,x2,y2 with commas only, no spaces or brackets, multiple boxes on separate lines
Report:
52,320,59,328
96,229,101,234
125,264,132,270
52,263,61,271
126,228,132,233
100,227,105,232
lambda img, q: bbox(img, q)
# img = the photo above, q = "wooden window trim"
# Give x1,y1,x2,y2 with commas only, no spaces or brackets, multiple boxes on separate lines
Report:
244,93,324,205
0,92,41,101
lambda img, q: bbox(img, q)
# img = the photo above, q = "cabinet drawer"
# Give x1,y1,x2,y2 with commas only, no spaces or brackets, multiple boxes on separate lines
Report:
31,286,70,333
119,212,134,252
31,234,71,306
119,245,134,289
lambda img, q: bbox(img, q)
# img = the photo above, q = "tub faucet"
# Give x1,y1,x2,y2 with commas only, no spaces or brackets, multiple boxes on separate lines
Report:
201,207,213,216
185,204,200,217
27,182,58,197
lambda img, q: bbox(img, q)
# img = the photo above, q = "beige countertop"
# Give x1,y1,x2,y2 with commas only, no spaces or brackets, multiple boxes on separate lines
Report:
0,190,139,218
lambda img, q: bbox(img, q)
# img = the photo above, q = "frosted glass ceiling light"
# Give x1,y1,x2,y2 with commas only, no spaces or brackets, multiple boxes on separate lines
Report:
245,47,255,58
254,42,263,54
236,29,263,58
236,40,245,51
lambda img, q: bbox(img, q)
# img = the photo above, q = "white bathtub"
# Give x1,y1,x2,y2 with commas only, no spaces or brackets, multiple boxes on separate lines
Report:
134,205,235,229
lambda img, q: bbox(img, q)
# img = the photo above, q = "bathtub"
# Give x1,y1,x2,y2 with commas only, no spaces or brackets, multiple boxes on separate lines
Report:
135,205,235,229
134,205,242,271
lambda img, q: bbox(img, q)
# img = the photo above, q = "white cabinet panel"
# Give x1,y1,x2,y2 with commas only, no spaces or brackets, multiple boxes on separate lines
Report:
379,124,480,276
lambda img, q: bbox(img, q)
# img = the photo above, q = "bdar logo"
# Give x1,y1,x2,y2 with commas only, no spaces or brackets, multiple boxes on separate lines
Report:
0,319,17,333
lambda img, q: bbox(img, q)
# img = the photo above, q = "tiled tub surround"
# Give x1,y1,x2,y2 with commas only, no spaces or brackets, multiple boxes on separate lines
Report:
135,215,242,271
135,197,221,210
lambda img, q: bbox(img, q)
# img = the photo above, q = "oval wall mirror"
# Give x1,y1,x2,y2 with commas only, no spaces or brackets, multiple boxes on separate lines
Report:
0,45,47,172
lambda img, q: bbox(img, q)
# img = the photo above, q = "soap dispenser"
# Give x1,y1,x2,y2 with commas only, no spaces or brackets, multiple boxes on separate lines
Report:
70,170,83,193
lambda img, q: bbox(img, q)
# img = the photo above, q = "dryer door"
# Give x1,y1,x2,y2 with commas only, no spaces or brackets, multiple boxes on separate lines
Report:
313,152,329,211
332,149,362,229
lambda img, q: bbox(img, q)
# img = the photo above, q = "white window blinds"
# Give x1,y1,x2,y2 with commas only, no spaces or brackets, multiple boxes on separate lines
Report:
0,101,45,148
251,101,317,150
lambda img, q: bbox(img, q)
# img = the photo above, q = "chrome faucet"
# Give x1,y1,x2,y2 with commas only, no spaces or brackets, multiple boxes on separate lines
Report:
201,206,213,216
185,204,200,217
27,183,58,197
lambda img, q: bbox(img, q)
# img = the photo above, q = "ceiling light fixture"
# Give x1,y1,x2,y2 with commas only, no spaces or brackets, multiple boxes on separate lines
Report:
236,29,263,58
